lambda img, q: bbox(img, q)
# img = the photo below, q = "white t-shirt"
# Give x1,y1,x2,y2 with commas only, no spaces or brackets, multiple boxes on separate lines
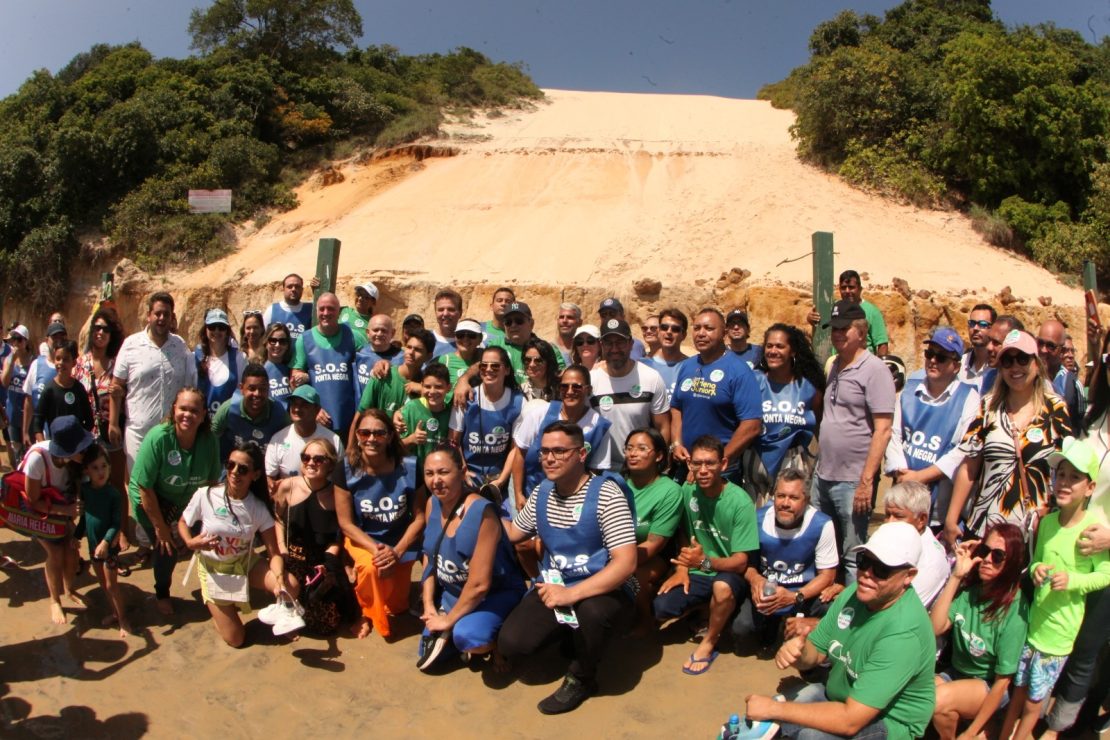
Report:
513,402,612,470
757,505,839,572
448,388,523,435
204,349,248,390
20,441,72,491
914,526,952,608
265,423,343,481
589,363,669,468
182,485,275,563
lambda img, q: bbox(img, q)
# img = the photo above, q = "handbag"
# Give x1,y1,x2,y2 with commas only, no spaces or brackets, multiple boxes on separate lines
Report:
0,447,72,540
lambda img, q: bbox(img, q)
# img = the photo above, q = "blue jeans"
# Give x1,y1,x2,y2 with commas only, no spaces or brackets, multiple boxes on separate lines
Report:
812,477,869,584
779,683,888,739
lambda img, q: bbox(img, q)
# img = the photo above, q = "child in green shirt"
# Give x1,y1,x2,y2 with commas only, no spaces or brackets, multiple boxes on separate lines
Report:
398,364,451,487
1001,437,1110,740
78,444,130,636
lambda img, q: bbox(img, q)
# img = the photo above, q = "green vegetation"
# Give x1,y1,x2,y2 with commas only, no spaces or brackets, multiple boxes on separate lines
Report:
0,0,541,310
758,0,1110,279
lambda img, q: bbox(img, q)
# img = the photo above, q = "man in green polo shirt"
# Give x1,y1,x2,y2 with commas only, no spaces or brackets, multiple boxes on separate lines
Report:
211,363,290,462
744,521,936,740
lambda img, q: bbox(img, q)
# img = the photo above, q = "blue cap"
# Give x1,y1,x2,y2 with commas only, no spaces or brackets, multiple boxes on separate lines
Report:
925,327,964,355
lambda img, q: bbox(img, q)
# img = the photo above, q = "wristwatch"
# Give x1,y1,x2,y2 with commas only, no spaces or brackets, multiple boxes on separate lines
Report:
795,591,806,607
699,557,712,572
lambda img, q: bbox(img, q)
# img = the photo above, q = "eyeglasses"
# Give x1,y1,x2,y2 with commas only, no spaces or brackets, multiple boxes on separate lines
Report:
856,552,909,580
268,337,290,345
999,352,1033,368
972,543,1006,565
643,325,659,333
967,319,992,329
523,356,545,365
504,317,527,327
91,324,111,333
538,447,581,460
300,453,330,465
478,362,502,371
356,428,389,440
1036,338,1058,351
688,459,720,469
243,309,263,318
574,337,598,346
659,323,683,333
225,460,252,475
924,349,957,363
624,443,653,453
559,382,586,392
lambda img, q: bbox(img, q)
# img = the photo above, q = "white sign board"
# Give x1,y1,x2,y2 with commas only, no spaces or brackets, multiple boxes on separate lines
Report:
188,189,232,214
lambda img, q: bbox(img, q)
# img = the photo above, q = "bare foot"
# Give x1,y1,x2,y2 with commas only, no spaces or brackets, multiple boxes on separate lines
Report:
50,602,67,625
118,619,133,637
156,598,174,616
64,591,89,609
352,618,371,639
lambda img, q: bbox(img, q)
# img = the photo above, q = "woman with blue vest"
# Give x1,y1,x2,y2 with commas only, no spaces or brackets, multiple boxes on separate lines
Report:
449,346,524,517
336,408,426,640
194,308,246,416
416,445,526,671
745,323,824,503
261,322,294,413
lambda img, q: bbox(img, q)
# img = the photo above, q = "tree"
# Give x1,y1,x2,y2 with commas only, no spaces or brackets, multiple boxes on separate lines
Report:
188,0,363,66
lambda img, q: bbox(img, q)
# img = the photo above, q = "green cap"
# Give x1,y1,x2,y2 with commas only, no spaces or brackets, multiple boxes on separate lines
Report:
289,384,320,406
1048,436,1100,481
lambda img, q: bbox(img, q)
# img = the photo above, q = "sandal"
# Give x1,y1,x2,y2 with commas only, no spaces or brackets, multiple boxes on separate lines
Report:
682,651,720,676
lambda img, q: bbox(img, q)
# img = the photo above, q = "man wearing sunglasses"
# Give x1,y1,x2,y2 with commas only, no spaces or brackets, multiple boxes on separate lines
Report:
1037,319,1084,429
885,327,980,531
960,303,996,388
745,521,936,740
643,307,689,398
211,363,290,464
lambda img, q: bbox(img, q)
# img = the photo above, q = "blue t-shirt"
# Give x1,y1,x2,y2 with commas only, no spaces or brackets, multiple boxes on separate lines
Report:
671,350,762,447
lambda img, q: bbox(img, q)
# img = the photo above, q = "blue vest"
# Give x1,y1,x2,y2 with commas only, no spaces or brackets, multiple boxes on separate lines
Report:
219,400,288,461
270,302,312,339
195,346,240,415
536,474,610,586
0,343,9,406
302,326,357,436
345,459,418,553
756,504,830,614
264,361,292,412
461,390,524,481
28,356,56,410
423,495,525,602
4,357,28,425
521,402,612,497
352,346,404,402
900,375,976,499
755,373,818,479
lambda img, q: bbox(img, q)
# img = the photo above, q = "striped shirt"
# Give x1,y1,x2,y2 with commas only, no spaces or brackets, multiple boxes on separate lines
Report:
514,474,636,551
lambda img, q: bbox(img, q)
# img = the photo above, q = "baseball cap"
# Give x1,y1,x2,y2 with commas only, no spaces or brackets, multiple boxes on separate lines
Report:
881,355,907,392
599,297,624,314
925,327,964,356
455,319,482,335
1048,436,1099,481
289,385,321,406
599,318,632,339
999,329,1038,358
726,309,750,326
574,324,600,340
504,302,532,319
46,321,67,337
204,308,230,327
355,282,379,300
7,325,29,341
402,313,424,327
851,521,921,569
822,300,867,329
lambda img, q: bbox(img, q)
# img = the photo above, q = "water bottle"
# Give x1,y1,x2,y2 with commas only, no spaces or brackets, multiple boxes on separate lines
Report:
762,572,778,598
718,713,741,740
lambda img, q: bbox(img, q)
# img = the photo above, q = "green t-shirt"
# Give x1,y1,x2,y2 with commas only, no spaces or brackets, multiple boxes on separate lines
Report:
483,321,506,345
291,325,368,370
358,366,409,416
680,481,758,576
485,336,567,386
128,423,222,527
809,584,936,740
629,475,683,543
860,299,889,353
1029,509,1110,655
948,585,1028,680
338,306,371,333
438,352,473,383
400,397,451,474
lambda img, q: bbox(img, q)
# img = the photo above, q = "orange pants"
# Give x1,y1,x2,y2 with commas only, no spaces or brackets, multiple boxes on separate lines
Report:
345,538,414,638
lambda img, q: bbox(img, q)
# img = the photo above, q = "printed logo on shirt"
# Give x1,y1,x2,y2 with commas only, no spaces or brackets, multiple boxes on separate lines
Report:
167,450,182,467
952,613,988,657
680,378,693,392
64,391,75,405
837,606,854,630
426,418,440,432
709,369,725,382
689,498,699,513
572,503,583,522
252,428,264,440
599,395,614,412
826,640,859,679
215,505,230,517
1026,427,1044,444
629,385,642,399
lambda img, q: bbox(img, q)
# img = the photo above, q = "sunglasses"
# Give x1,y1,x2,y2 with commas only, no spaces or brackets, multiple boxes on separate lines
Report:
478,362,502,371
659,323,683,333
299,453,330,465
1036,339,1059,352
643,325,659,333
91,324,112,333
268,337,290,345
355,428,389,440
243,309,263,318
559,382,586,392
208,324,229,332
455,331,481,340
523,356,545,365
967,319,992,329
856,552,908,580
504,317,528,327
972,543,1006,565
574,337,598,346
924,349,957,363
225,460,252,476
999,352,1033,368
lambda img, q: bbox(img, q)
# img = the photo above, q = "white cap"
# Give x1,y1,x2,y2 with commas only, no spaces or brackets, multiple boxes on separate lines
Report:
574,324,600,340
7,324,29,340
851,521,921,568
455,319,482,335
356,282,379,300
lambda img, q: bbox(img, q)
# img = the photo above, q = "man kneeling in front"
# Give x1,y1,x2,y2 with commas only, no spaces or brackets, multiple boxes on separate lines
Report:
744,521,936,739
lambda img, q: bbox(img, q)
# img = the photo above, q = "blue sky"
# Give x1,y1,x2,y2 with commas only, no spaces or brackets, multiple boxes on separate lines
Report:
1,1,1108,99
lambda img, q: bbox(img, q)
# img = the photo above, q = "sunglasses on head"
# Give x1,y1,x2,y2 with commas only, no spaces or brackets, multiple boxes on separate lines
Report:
967,319,992,329
973,543,1006,565
856,552,908,580
999,352,1033,368
225,460,252,476
299,453,329,465
574,337,598,346
243,309,263,318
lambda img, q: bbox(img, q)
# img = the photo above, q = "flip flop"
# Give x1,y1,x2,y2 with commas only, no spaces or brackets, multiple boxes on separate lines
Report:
682,650,719,676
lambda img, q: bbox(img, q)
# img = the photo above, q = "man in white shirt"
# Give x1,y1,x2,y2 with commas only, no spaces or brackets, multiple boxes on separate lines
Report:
881,481,950,607
265,384,341,490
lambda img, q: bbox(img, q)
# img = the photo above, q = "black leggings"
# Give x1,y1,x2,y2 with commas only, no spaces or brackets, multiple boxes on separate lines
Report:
497,587,631,683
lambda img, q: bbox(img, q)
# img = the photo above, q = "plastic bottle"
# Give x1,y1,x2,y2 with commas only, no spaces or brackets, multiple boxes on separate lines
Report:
718,713,741,740
762,572,778,598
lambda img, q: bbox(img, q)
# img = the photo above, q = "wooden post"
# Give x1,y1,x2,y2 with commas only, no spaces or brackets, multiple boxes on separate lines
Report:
312,238,341,325
1084,260,1099,365
812,232,835,359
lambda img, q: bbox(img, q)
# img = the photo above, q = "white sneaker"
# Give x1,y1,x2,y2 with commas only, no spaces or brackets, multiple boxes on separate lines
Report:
258,602,283,625
272,607,306,636
260,591,304,626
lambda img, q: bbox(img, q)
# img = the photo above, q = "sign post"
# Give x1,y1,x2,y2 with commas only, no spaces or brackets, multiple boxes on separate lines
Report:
812,232,835,360
312,238,341,325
